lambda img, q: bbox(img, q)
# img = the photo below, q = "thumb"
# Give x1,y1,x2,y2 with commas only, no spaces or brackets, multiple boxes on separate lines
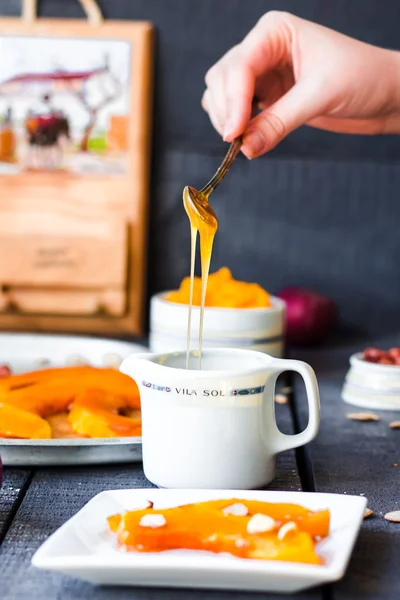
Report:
242,82,322,158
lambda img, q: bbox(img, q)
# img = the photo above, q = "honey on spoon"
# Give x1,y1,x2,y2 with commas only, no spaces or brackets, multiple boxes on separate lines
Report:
183,136,242,369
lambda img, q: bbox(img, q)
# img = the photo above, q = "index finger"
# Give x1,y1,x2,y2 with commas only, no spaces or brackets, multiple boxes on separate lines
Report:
223,64,254,141
223,12,294,140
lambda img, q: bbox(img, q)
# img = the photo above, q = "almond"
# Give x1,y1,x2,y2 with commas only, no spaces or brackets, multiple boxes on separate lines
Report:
139,514,166,528
134,500,153,510
120,531,130,543
36,358,51,367
246,513,276,534
389,421,400,429
102,353,123,369
277,521,298,540
384,511,400,522
364,508,373,518
66,354,88,366
346,412,380,421
222,503,249,517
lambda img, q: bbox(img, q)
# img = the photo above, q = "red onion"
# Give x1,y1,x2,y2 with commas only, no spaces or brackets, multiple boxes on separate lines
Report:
278,287,338,346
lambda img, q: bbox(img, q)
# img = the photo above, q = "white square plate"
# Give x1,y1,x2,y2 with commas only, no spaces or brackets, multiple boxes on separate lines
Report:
32,489,367,594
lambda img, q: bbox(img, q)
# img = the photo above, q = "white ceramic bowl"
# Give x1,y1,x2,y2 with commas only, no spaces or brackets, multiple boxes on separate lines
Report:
149,292,285,357
342,353,400,410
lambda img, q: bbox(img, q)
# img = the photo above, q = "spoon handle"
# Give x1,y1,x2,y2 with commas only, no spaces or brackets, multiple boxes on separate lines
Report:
200,100,258,196
200,137,242,196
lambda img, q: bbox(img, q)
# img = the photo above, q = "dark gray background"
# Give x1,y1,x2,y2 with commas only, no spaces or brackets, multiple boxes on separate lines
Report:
1,0,400,335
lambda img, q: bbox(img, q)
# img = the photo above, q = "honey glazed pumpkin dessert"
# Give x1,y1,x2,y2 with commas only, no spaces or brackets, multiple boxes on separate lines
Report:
108,497,330,565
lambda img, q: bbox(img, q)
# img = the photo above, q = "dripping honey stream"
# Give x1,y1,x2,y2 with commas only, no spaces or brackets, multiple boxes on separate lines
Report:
182,103,259,369
183,185,219,369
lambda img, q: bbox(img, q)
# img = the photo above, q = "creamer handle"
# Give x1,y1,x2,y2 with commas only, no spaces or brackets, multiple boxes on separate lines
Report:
269,359,320,453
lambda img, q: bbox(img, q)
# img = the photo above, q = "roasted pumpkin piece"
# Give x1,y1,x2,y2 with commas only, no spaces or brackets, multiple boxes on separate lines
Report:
73,388,131,412
209,267,233,282
0,365,90,394
167,276,203,306
0,364,142,440
115,499,329,538
71,368,140,408
109,501,329,543
3,384,77,416
207,282,270,309
70,389,142,437
46,412,81,439
0,366,140,408
108,500,326,565
68,404,142,438
186,499,330,537
165,267,271,309
244,531,321,564
0,402,51,439
108,513,123,532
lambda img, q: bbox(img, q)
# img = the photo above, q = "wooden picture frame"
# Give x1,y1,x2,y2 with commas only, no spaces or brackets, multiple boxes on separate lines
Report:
0,18,153,336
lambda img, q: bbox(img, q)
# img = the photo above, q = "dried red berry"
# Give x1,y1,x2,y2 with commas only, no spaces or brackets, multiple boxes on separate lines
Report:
0,365,11,378
388,348,400,359
378,357,394,365
363,347,385,362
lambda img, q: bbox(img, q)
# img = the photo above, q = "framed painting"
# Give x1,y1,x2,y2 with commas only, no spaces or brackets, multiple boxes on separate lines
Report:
0,18,153,336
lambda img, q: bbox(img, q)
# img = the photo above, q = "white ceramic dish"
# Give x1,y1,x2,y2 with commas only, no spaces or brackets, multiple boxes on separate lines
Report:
32,488,366,594
342,352,400,410
149,292,285,357
0,333,147,466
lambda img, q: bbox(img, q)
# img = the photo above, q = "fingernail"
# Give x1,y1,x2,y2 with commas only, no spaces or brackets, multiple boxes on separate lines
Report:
223,119,234,141
243,130,265,157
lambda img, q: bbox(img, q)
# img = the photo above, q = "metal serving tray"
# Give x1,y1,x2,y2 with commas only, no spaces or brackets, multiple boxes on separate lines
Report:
0,333,147,466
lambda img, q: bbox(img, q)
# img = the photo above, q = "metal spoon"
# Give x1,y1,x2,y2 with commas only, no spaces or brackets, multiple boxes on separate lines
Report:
185,99,258,217
184,135,242,222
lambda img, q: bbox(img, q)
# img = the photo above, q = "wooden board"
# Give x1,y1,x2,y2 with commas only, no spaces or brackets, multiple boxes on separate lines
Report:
0,18,153,335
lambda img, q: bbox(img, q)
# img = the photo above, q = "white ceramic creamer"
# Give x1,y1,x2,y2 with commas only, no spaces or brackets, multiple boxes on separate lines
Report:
121,348,320,489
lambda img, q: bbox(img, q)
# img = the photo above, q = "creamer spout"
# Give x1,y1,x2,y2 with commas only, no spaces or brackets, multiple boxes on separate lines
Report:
120,352,152,381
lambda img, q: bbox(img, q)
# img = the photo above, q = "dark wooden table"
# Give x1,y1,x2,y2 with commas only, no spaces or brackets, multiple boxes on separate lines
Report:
1,335,399,600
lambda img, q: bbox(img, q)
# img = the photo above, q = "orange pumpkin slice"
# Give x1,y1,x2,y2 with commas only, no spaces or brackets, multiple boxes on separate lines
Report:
3,383,77,416
188,499,330,537
0,366,90,394
165,267,271,309
0,402,51,439
108,499,327,564
0,366,140,409
0,366,141,440
68,389,142,438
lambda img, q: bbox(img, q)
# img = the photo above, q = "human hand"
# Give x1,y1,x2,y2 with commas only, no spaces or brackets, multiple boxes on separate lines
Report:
202,11,400,158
